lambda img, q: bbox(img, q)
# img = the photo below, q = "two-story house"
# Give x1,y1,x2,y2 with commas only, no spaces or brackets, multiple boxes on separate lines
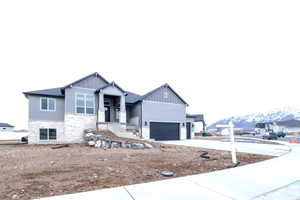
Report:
23,72,204,144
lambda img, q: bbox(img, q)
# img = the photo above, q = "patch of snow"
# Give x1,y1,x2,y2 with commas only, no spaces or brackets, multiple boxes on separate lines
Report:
0,131,28,140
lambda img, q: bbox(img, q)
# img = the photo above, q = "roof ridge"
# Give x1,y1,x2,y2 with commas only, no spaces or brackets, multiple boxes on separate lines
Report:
139,83,188,105
63,72,109,89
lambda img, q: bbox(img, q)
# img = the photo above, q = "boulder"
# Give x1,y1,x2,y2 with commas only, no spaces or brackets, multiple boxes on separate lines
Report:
131,143,145,149
88,141,96,146
143,143,153,149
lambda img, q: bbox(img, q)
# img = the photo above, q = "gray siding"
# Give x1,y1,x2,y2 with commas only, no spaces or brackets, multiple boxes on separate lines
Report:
65,87,98,115
142,100,186,124
73,76,107,89
28,95,65,121
127,103,141,128
145,87,184,104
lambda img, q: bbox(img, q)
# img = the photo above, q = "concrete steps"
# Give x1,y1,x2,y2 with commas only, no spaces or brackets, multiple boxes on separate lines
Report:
106,123,141,140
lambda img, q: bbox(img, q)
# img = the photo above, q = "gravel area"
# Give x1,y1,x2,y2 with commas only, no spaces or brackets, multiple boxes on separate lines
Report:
0,143,273,200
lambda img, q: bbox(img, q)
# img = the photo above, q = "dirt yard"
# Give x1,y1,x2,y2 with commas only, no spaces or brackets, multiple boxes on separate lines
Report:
0,143,272,200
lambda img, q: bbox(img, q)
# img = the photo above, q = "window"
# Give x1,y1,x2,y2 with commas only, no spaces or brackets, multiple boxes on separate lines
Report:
40,128,57,140
40,128,48,140
75,94,95,114
163,91,168,99
49,129,57,140
40,98,56,111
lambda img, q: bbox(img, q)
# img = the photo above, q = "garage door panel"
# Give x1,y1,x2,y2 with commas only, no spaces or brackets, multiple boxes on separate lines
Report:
150,122,180,141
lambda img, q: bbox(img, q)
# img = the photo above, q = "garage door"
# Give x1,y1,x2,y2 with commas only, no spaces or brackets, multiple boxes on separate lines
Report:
150,122,180,141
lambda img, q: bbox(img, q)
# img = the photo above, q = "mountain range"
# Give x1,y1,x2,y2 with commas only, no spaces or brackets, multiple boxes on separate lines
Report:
208,106,300,130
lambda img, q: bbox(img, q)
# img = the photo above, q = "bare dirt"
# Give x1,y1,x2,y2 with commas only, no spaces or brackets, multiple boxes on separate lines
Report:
0,143,272,200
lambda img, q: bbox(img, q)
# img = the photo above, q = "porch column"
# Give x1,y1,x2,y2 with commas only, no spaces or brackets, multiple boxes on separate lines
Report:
120,95,126,124
98,91,105,123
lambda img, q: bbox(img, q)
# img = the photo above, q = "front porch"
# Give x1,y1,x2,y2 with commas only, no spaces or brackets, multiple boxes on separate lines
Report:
96,83,127,130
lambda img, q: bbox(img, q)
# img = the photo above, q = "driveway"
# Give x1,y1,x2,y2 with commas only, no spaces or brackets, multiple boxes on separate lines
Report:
162,139,290,156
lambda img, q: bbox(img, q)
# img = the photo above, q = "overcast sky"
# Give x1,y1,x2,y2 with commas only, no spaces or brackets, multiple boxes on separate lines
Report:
0,0,300,129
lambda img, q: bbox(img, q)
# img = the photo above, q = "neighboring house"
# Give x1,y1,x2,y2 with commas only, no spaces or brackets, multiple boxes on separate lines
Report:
276,119,300,133
0,123,15,132
255,122,282,135
23,72,205,144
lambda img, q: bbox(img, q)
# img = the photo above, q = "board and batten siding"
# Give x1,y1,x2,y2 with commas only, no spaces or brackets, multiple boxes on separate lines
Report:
144,87,185,104
73,75,107,89
28,95,65,121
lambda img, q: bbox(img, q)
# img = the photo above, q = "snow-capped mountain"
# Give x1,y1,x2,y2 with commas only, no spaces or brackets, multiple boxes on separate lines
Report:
208,106,300,130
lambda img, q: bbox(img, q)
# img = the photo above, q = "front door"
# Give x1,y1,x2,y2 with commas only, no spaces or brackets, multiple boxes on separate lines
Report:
186,122,191,139
105,106,110,122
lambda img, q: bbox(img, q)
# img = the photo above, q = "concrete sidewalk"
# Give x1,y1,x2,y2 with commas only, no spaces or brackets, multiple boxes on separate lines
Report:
163,139,290,156
40,143,300,200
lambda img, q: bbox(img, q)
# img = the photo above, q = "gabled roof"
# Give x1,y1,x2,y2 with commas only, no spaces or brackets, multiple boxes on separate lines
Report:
125,91,142,104
0,123,14,128
23,87,64,98
63,72,109,89
139,83,188,105
95,82,126,94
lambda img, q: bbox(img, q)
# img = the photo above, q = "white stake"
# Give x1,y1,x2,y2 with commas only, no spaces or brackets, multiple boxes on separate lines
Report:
229,121,237,164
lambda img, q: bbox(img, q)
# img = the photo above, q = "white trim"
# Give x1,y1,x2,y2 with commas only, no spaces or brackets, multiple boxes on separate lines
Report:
40,97,56,112
75,93,96,115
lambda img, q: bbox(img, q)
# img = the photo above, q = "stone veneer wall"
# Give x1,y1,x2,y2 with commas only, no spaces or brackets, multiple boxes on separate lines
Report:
28,120,65,144
64,114,97,143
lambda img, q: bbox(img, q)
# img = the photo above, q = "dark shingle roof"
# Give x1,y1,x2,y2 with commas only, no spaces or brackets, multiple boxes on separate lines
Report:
0,123,14,128
186,114,205,122
23,87,64,97
125,91,142,104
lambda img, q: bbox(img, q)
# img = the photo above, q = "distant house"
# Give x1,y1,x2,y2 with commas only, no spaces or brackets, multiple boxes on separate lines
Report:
0,123,15,132
276,119,300,133
255,122,279,135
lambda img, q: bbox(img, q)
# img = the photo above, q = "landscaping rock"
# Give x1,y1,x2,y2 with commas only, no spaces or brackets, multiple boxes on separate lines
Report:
143,143,153,149
131,143,145,149
95,141,101,148
88,141,96,146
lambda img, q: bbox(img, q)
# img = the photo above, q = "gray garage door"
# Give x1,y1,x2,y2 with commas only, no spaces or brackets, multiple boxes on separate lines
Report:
150,122,180,141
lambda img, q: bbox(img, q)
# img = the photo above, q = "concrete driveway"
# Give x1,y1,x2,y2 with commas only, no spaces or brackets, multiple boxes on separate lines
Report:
162,139,290,156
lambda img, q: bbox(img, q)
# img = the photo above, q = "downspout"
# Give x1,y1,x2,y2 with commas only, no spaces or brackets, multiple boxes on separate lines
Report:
96,92,99,130
140,101,143,137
